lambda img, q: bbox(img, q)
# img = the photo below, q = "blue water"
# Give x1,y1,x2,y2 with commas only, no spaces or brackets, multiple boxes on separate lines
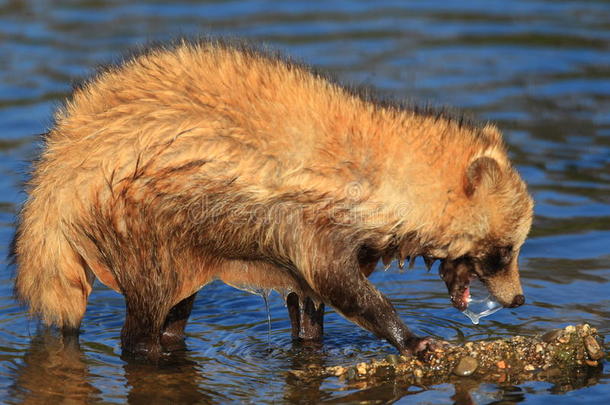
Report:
1,1,608,403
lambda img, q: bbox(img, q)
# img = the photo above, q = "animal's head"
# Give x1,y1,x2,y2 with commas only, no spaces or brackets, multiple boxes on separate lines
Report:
439,154,533,311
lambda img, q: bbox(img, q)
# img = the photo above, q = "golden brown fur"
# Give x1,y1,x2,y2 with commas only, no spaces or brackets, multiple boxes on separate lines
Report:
13,40,533,359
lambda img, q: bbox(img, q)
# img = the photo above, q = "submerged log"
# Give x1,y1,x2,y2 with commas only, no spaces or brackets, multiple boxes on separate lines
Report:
290,324,605,388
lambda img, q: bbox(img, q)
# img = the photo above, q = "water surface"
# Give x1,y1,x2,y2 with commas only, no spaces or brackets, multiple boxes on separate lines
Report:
1,1,609,403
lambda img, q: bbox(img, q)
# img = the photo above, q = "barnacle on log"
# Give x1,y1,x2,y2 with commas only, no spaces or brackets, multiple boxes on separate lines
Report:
290,324,605,388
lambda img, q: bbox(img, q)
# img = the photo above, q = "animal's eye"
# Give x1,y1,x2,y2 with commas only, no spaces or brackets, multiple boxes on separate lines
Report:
498,246,513,266
481,246,513,275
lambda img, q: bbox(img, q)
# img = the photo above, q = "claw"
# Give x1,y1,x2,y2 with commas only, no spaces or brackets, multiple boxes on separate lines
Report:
406,336,453,359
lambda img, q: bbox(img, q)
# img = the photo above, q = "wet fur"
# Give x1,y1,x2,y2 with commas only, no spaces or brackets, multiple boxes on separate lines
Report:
12,39,533,359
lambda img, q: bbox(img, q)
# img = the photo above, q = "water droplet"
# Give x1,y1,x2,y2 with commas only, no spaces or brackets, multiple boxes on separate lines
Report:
260,290,272,346
230,284,274,346
461,279,502,324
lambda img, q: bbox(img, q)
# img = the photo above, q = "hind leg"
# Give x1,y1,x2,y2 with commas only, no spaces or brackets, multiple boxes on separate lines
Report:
121,310,163,361
121,294,171,361
160,293,197,351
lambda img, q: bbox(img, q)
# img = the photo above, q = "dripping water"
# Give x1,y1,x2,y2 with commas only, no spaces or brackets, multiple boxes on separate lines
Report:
261,290,272,346
229,284,274,348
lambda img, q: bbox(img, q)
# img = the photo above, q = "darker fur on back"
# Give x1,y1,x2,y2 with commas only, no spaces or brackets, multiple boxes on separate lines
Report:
71,36,484,136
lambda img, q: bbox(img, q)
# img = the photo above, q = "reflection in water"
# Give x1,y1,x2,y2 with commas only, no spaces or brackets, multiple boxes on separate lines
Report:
452,380,479,405
283,341,327,403
25,329,588,405
8,331,100,404
9,329,218,404
122,355,216,405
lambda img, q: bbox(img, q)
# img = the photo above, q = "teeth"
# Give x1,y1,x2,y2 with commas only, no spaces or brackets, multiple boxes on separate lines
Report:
398,259,404,270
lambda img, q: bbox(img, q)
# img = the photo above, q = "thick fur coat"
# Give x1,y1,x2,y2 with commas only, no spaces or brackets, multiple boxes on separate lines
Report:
13,40,533,359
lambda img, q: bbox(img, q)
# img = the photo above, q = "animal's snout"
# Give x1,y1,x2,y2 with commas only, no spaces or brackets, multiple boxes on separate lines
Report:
508,294,525,308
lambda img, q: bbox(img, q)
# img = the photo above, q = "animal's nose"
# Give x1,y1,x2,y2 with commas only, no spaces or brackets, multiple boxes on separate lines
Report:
508,294,525,308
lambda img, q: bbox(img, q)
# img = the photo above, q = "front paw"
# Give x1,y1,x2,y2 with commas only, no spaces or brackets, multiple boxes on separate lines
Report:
405,336,452,359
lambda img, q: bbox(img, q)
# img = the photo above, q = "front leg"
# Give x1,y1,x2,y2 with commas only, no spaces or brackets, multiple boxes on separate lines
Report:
286,292,324,341
304,240,431,355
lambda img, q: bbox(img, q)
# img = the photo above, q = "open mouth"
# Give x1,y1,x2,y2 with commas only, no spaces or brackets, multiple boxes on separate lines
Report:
450,272,478,311
368,250,498,312
439,259,481,312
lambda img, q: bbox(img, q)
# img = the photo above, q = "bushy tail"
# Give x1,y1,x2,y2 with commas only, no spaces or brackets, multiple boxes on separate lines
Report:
12,185,93,330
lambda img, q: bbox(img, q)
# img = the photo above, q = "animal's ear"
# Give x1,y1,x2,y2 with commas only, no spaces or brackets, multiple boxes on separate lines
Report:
464,156,501,197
